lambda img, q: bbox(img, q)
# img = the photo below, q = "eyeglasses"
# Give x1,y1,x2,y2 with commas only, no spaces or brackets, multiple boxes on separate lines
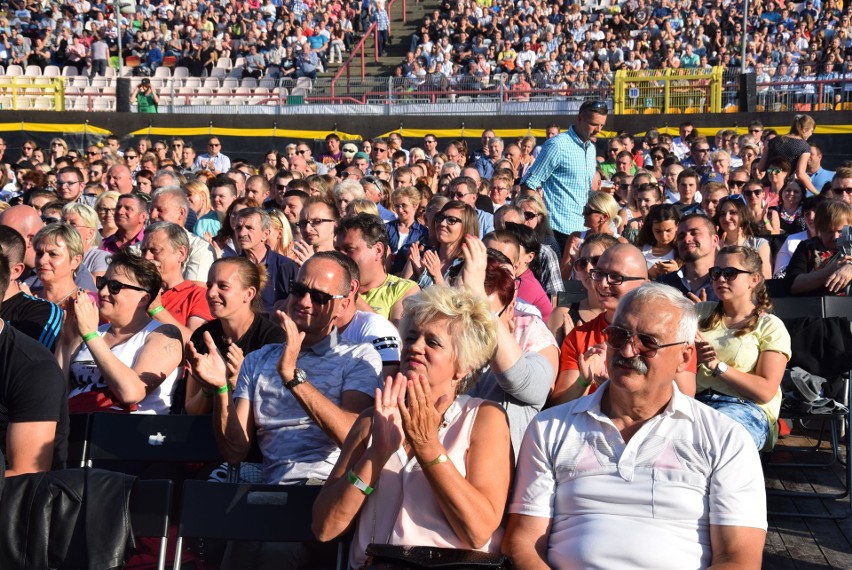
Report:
297,217,335,229
573,255,600,273
52,142,65,147
603,325,686,358
22,146,33,150
451,191,472,199
289,280,345,305
589,269,645,285
436,213,462,226
742,189,762,198
125,154,139,159
97,207,115,215
579,100,608,113
695,147,710,153
58,179,79,186
41,216,60,224
728,179,747,188
296,149,308,154
749,129,762,133
652,154,665,160
96,276,149,296
582,206,605,217
709,266,752,281
374,147,388,153
209,143,221,147
767,167,784,175
424,139,437,144
522,211,539,221
833,187,852,195
86,150,101,155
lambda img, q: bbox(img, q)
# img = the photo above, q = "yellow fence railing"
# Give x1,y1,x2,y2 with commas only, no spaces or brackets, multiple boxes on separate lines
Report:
613,66,723,115
0,77,65,111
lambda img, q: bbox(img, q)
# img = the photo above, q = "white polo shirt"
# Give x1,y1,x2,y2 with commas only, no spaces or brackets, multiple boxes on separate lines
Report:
510,382,766,569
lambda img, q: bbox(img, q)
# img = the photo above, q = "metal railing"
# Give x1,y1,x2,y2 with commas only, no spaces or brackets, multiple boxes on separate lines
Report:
0,77,65,110
614,67,724,114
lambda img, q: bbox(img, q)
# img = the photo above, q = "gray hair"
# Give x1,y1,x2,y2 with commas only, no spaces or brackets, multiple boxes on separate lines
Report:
235,207,272,231
441,162,461,177
614,282,698,344
333,179,365,200
144,221,189,251
152,185,191,211
154,169,182,187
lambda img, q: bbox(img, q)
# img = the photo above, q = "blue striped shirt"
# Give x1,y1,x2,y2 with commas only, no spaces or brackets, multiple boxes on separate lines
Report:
521,126,596,235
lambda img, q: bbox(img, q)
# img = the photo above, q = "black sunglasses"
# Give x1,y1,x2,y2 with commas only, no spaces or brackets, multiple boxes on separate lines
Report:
583,206,605,217
728,179,747,188
580,100,608,113
832,187,852,195
742,189,762,198
289,280,345,305
709,266,752,281
436,213,462,226
573,255,600,273
603,325,686,358
522,211,539,221
96,276,149,295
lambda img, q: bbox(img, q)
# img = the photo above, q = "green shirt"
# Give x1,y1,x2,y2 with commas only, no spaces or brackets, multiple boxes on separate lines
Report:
136,92,157,113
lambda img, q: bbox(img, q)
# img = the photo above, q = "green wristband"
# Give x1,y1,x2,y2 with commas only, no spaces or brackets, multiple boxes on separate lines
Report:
148,305,166,317
82,331,99,343
347,469,374,495
577,375,590,388
216,384,229,394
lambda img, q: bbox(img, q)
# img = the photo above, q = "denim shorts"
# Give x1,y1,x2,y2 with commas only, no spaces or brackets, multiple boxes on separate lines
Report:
696,392,769,449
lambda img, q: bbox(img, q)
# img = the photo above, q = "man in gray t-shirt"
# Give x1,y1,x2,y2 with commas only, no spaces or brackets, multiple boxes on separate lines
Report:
200,251,381,484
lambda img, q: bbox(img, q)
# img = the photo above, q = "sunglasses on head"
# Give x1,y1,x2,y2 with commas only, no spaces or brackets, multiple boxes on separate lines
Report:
289,280,345,305
603,324,686,358
96,276,149,296
708,266,752,281
721,194,748,206
580,100,608,113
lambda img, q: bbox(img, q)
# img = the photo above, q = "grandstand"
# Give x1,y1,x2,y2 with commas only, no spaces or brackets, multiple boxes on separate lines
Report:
0,0,850,112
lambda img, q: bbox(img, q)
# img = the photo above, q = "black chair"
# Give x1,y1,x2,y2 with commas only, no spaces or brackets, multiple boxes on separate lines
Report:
129,479,174,570
172,481,347,570
67,413,92,468
765,296,852,519
85,413,224,467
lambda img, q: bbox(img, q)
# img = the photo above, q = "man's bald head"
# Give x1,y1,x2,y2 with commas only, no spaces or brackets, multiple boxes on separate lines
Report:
594,243,649,314
0,205,44,268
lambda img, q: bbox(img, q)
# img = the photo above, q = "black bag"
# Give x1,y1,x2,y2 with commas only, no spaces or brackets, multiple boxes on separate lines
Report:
365,544,511,569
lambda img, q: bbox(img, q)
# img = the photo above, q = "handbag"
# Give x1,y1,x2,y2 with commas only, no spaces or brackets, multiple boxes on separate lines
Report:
364,544,511,569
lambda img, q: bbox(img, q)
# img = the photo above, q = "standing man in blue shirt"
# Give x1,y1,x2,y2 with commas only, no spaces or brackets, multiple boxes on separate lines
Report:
521,100,607,252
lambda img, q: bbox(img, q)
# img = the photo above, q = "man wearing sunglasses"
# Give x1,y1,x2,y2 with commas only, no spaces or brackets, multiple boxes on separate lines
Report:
193,137,230,175
198,251,381,488
506,283,766,570
829,167,852,204
551,244,697,406
447,177,494,238
520,99,608,253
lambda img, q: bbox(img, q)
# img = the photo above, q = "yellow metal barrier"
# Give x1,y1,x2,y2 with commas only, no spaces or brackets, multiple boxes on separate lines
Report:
614,67,723,115
0,78,65,111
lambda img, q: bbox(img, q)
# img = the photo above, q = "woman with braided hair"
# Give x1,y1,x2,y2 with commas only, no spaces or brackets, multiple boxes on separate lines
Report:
694,245,791,449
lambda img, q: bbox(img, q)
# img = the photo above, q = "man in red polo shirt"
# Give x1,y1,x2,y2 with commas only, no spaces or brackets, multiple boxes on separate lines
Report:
549,244,697,406
141,221,212,344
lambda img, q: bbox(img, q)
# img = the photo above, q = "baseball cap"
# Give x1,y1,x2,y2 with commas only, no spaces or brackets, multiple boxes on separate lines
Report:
701,171,726,185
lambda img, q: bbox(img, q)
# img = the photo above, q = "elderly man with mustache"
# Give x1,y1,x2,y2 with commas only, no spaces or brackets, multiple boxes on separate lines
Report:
504,282,767,570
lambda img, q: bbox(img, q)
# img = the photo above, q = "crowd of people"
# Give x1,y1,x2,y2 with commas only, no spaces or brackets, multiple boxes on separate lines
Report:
0,0,392,80
2,0,852,102
1,98,852,567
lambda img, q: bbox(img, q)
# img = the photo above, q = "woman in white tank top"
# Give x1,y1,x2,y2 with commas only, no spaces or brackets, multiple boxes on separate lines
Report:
57,251,183,414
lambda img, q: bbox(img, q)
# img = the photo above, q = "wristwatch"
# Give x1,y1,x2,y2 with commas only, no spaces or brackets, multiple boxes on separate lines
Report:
713,362,729,377
284,368,308,390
